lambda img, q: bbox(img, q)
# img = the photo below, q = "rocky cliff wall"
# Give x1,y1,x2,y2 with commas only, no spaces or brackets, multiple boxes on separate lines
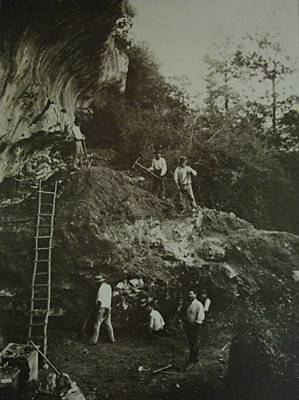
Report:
0,0,128,182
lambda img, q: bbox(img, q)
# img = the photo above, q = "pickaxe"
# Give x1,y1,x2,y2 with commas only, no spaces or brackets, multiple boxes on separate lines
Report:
137,366,151,373
153,364,173,374
137,364,173,374
132,156,161,180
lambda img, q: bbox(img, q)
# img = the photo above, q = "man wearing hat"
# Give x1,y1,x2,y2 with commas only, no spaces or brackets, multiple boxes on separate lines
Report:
174,156,197,211
148,147,167,199
90,275,115,344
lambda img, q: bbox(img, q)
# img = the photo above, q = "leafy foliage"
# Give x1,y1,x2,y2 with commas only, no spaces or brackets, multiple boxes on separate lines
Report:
86,33,299,233
227,293,299,400
85,43,190,165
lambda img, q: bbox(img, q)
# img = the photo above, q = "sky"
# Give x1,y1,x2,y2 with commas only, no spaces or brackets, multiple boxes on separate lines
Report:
130,0,299,98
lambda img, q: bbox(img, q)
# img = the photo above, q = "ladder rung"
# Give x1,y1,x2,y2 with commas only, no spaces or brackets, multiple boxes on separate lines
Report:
28,336,44,340
33,284,49,287
41,203,54,206
40,191,55,195
38,213,54,216
34,259,51,263
30,323,45,327
34,247,53,250
30,313,48,318
35,272,48,275
35,236,52,239
33,298,48,301
37,224,52,227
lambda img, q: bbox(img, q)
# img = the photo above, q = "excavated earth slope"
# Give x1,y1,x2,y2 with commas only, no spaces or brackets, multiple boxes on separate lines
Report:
0,165,299,336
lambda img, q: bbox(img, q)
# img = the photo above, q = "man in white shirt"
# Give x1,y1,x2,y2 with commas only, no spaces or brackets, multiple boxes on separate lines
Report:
184,289,205,367
174,156,197,211
147,303,165,338
148,148,167,199
72,119,86,169
90,275,115,344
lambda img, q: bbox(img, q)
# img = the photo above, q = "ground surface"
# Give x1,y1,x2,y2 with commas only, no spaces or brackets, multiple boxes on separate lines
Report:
46,319,230,400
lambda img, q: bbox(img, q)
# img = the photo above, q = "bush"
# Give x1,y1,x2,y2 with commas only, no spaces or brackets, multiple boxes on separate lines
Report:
226,297,299,400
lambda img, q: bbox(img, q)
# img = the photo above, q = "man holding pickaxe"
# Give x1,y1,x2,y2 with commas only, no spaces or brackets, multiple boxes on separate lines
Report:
132,149,167,199
148,148,167,199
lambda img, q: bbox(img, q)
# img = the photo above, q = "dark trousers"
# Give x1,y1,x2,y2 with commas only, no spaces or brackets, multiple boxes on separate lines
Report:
152,170,165,198
184,322,201,362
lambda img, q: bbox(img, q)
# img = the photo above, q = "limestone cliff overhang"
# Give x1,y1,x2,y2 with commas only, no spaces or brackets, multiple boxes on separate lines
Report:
0,0,127,182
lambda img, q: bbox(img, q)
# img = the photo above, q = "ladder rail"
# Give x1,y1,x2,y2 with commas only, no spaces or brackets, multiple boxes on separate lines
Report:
29,181,43,339
28,179,57,356
42,182,57,355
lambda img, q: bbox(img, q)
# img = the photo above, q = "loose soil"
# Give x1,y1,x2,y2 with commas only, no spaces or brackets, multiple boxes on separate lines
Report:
45,319,230,400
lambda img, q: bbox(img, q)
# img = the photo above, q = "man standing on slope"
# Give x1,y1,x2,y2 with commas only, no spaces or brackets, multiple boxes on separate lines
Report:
184,289,205,369
148,147,167,199
72,119,86,169
90,275,115,344
174,156,197,211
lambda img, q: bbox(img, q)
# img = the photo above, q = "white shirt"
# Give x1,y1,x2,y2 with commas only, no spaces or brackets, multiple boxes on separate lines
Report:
204,298,211,312
73,126,85,141
96,282,112,308
149,309,165,331
149,157,167,176
174,166,197,186
186,299,205,324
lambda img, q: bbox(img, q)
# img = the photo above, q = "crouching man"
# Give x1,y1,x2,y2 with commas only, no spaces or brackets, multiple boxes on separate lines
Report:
90,275,115,344
147,302,165,338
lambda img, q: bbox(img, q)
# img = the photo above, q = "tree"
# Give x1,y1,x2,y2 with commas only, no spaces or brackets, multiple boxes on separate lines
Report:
232,33,294,136
186,34,298,231
203,36,242,114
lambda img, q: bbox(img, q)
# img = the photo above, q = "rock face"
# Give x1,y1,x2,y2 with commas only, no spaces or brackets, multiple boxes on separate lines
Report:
0,0,127,182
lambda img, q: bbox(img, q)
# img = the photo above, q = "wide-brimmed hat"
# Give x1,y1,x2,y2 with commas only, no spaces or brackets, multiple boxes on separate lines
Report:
94,275,106,282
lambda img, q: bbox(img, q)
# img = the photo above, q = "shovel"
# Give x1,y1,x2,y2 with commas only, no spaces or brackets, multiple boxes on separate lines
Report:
30,341,86,400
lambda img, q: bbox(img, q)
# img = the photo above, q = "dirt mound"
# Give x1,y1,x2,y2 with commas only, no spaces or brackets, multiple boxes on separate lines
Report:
0,165,299,337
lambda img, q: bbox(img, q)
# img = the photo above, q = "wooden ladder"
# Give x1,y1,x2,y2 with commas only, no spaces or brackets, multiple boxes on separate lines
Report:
28,180,58,356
